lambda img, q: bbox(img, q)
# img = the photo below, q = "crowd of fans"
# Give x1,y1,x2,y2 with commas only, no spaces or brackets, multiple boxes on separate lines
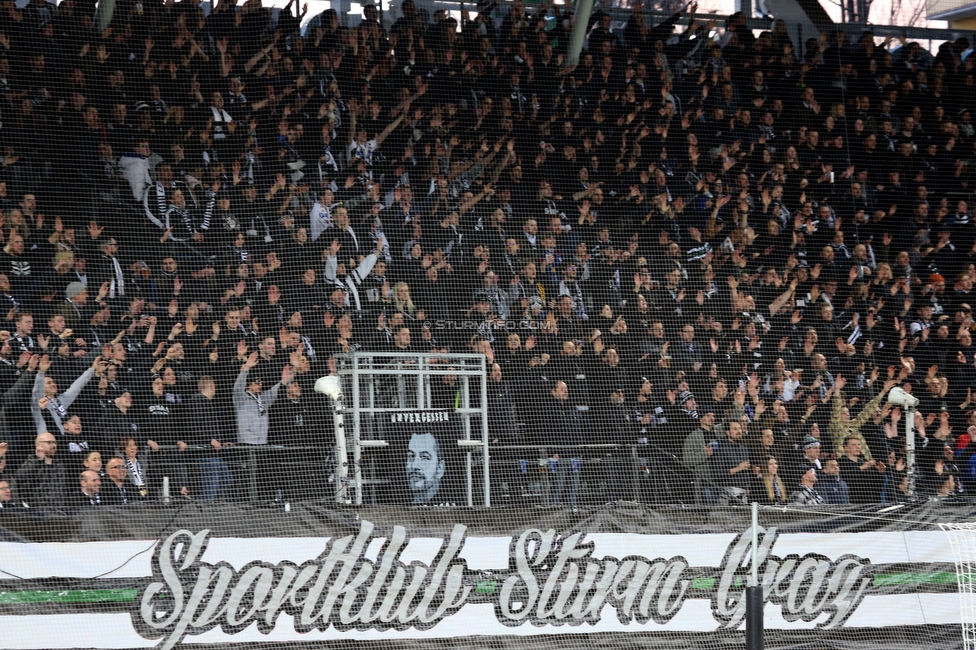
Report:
1,0,976,512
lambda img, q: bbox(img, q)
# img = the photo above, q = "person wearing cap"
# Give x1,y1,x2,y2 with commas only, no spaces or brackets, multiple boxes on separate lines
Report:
924,273,948,309
57,281,93,328
662,388,702,456
234,351,294,446
788,466,825,506
788,434,823,488
468,290,499,344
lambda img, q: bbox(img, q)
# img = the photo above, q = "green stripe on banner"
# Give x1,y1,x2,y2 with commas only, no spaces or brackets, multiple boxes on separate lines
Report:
0,588,138,605
873,572,963,587
0,573,960,606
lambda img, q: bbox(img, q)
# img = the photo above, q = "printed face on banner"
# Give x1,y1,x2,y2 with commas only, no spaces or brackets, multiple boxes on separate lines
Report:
386,411,456,505
405,432,445,504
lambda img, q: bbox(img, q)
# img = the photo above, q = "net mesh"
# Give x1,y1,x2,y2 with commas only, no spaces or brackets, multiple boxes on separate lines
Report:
0,0,973,647
941,522,976,650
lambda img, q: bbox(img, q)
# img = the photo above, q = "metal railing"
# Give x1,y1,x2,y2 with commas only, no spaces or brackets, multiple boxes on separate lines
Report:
333,352,491,507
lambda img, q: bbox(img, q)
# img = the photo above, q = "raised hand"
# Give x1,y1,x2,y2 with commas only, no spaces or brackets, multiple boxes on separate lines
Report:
243,351,259,371
755,399,767,419
92,356,109,374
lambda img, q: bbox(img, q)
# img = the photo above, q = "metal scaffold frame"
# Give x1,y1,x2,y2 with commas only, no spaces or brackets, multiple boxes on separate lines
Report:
328,352,490,507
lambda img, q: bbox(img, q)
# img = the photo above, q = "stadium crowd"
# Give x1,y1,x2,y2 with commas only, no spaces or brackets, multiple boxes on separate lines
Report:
1,0,976,511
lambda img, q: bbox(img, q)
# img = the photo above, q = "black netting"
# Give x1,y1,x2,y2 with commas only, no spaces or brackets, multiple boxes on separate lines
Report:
0,1,975,646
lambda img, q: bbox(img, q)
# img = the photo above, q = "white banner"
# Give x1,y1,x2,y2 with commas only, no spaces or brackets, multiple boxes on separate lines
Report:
0,524,961,649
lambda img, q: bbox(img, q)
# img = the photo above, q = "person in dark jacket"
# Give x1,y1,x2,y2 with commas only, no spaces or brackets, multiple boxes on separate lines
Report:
269,380,330,501
547,380,585,512
818,458,851,504
838,436,885,503
711,421,755,501
74,469,103,508
487,363,521,500
142,376,190,498
683,411,718,503
13,431,67,509
101,457,132,506
594,386,636,503
186,376,234,502
0,353,39,468
93,390,142,457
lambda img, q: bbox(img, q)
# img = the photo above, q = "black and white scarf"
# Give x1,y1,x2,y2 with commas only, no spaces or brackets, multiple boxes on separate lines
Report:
126,458,145,487
247,391,267,415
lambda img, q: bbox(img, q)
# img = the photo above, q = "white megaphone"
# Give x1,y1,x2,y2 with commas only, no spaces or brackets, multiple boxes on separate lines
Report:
887,386,919,408
314,375,344,402
315,374,349,505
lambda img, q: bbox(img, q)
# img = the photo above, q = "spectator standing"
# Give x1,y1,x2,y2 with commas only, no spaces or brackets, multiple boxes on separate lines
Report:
13,432,66,509
547,380,585,513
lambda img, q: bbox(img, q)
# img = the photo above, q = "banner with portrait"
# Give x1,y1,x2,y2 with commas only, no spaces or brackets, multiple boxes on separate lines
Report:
381,410,464,506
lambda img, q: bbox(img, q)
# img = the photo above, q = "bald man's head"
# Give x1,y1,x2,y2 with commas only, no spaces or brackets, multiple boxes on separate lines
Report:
35,432,56,461
80,470,101,496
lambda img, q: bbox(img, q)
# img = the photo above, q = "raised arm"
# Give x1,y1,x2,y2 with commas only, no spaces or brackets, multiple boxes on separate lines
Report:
373,114,405,149
60,357,104,408
768,278,799,317
264,364,294,409
245,33,279,73
31,355,51,433
851,379,898,431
